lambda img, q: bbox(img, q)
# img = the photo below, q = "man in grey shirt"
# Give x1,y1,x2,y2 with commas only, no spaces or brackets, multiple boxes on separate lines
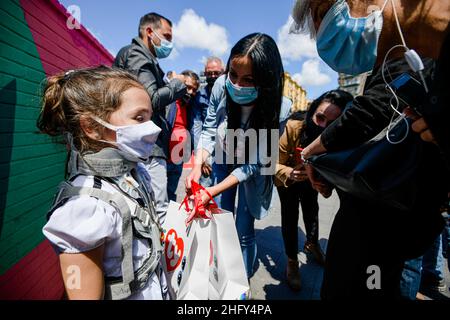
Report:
114,12,187,223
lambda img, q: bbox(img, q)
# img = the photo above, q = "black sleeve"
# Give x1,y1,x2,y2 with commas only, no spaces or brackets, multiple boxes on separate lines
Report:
321,58,434,152
137,66,186,112
421,31,450,169
122,48,187,113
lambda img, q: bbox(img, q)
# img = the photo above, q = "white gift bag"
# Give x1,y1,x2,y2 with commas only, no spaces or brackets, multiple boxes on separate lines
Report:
164,182,248,300
208,211,250,300
162,201,212,300
177,218,211,300
161,201,192,298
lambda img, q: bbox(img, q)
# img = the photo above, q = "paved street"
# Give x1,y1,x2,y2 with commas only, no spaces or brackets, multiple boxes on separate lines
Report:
251,188,339,300
177,168,450,300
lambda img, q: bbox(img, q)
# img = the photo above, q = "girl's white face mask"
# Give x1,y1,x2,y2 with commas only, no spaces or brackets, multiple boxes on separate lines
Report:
92,116,161,160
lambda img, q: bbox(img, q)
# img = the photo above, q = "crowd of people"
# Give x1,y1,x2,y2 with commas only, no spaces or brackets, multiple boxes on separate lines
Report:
37,0,449,300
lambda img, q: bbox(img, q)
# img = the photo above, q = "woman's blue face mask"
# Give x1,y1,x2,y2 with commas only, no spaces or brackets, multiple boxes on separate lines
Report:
225,75,258,105
316,0,389,75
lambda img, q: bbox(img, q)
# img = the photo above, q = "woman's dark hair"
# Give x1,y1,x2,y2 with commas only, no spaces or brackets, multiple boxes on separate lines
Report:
225,33,284,131
307,89,353,121
299,89,353,147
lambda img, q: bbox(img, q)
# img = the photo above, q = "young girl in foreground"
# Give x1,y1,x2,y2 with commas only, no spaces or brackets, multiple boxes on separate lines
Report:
38,66,168,300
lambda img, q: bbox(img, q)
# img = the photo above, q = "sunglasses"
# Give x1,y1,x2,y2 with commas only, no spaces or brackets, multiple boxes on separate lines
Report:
205,71,223,77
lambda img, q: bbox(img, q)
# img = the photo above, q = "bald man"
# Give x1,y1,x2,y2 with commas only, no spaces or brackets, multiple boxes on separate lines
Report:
292,0,449,299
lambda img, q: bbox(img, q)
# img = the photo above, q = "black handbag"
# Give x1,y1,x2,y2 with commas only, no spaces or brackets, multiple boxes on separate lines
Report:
308,117,423,211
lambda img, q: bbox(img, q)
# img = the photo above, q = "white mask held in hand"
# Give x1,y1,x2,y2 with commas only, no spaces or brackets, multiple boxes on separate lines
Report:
92,116,161,160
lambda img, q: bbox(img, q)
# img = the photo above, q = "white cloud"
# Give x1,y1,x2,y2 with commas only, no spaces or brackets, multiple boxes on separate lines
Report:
292,59,332,86
277,16,318,61
173,9,230,56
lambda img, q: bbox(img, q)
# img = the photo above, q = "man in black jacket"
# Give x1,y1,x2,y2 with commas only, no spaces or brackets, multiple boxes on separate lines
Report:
114,12,187,223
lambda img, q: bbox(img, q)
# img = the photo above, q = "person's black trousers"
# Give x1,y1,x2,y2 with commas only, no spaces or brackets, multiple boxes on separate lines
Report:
277,181,319,260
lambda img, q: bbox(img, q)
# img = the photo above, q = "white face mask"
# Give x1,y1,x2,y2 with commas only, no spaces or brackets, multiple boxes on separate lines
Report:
92,116,161,160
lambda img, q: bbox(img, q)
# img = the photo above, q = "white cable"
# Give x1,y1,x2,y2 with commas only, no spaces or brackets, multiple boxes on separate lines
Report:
386,113,410,145
379,0,430,144
391,0,429,92
381,44,411,144
390,0,407,48
381,44,408,117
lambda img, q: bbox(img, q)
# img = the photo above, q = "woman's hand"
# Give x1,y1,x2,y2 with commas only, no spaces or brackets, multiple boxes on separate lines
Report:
288,164,308,182
412,118,436,144
305,164,332,198
185,174,239,225
185,187,216,225
199,187,215,207
301,136,327,160
201,163,212,177
186,149,211,190
404,107,437,145
185,164,202,190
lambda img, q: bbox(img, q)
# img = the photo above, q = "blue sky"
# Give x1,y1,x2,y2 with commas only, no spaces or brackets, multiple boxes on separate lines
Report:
60,0,338,100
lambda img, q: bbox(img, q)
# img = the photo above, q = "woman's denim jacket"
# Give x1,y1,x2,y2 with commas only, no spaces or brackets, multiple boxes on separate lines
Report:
197,75,292,219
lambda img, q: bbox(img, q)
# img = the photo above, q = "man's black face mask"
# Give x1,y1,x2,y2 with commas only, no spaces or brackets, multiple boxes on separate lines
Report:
182,93,192,104
206,76,218,87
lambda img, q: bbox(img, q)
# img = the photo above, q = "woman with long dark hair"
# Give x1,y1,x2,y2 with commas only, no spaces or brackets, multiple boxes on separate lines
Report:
186,33,290,279
275,90,353,291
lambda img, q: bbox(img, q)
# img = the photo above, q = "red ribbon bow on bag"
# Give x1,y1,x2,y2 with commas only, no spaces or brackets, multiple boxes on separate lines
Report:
180,181,220,224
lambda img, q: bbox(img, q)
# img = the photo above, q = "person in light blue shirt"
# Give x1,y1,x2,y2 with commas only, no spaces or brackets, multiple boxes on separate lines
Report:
185,33,290,279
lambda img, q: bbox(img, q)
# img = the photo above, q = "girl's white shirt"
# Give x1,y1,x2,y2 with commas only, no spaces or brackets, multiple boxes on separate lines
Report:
43,163,168,300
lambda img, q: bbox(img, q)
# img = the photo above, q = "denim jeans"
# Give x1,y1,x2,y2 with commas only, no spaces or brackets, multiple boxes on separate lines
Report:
235,190,257,279
212,162,257,278
443,211,449,271
422,233,444,282
167,162,183,202
399,256,423,300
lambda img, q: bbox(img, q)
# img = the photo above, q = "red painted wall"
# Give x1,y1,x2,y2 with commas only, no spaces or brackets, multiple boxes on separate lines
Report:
0,241,63,300
22,0,113,75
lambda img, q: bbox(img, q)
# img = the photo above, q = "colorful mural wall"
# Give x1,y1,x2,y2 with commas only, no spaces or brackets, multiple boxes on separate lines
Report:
0,0,113,299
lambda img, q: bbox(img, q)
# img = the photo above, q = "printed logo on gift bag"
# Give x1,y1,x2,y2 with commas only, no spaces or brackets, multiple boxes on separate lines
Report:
164,229,184,272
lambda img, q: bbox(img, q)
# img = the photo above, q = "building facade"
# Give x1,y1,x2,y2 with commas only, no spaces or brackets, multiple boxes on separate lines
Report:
283,73,308,112
338,72,367,97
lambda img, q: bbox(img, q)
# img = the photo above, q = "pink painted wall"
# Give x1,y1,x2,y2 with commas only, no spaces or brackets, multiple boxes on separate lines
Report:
21,0,114,76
